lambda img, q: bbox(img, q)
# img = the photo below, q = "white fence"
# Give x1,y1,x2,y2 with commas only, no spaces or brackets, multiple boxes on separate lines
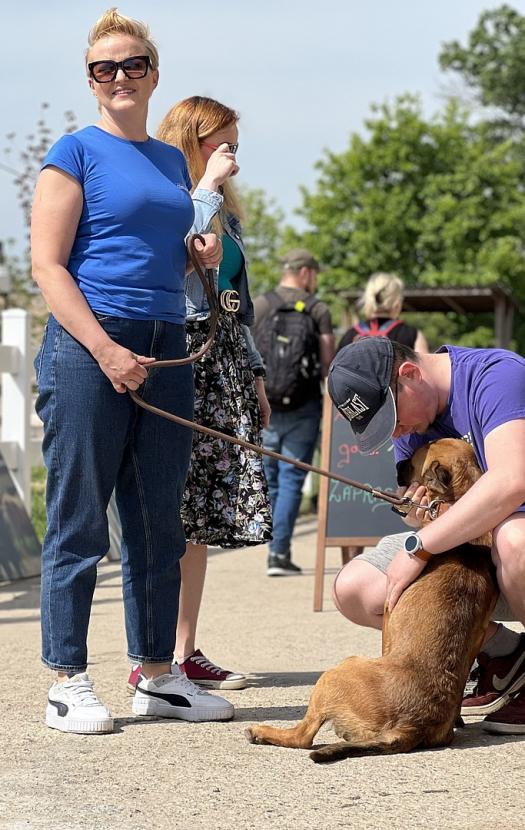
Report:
0,308,42,513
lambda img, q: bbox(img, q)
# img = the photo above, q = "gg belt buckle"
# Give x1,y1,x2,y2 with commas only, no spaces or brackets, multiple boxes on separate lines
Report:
219,290,240,312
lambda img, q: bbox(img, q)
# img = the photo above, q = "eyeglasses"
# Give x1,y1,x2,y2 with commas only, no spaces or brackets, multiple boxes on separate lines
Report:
201,141,239,154
88,55,151,84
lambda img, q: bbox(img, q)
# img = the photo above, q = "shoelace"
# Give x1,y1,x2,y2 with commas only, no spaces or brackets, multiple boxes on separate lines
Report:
190,654,224,676
464,663,480,696
171,671,209,696
65,678,101,707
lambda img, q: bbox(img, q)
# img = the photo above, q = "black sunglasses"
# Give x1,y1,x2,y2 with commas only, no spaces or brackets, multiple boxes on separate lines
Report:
201,141,239,154
88,55,151,83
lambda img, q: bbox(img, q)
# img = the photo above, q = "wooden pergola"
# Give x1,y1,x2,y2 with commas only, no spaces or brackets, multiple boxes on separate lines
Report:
339,284,519,350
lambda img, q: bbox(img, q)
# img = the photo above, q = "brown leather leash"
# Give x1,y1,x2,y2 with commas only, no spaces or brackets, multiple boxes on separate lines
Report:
128,234,441,520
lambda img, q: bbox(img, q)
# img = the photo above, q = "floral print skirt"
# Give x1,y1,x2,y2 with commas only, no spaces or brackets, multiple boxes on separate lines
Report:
181,313,272,548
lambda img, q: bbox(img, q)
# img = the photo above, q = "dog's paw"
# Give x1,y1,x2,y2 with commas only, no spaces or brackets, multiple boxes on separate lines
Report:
244,726,260,744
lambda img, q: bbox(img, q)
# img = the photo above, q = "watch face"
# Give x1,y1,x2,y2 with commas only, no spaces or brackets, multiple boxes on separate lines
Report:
405,534,420,553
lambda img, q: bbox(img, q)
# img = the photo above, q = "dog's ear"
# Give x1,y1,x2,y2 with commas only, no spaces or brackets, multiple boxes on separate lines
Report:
396,459,413,487
454,457,482,493
424,460,452,495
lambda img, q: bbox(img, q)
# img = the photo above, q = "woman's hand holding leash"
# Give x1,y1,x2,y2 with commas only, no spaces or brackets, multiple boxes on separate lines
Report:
187,233,222,272
92,340,156,394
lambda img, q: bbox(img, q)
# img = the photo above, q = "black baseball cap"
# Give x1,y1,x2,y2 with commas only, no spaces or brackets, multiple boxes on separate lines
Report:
327,337,397,454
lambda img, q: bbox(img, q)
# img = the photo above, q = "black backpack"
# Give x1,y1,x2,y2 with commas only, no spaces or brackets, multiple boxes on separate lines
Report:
253,291,321,411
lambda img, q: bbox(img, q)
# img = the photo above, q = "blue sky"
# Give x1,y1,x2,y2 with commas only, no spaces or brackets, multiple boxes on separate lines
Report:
2,0,524,255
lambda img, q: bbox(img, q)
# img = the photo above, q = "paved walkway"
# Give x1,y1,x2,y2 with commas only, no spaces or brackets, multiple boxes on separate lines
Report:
1,516,524,830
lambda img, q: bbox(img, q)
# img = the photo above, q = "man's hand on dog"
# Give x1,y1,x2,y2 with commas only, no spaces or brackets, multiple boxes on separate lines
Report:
387,482,431,610
396,482,429,527
386,549,426,612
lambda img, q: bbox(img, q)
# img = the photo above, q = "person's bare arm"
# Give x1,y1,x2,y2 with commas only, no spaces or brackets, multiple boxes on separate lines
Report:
385,419,525,610
417,419,525,552
31,167,154,393
319,332,336,378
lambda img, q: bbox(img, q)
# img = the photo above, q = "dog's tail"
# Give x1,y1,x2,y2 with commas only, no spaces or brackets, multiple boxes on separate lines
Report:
310,728,421,763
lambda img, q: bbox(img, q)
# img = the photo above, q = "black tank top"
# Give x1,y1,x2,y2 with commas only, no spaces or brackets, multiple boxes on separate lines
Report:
338,317,419,352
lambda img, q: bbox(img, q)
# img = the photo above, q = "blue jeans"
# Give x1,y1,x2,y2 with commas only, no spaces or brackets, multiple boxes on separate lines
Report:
262,398,321,559
35,314,193,672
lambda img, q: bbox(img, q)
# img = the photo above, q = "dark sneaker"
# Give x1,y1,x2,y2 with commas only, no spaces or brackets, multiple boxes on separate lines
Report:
483,689,525,734
461,633,525,716
132,665,234,721
46,673,114,734
179,649,247,690
267,556,302,577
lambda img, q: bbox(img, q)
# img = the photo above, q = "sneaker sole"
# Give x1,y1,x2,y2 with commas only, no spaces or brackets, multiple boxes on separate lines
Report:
46,709,114,734
461,672,525,716
267,567,300,577
482,720,525,735
189,677,247,691
132,697,234,722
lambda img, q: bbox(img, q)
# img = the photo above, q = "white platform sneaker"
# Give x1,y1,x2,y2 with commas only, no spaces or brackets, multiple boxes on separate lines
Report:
132,664,234,721
46,673,114,734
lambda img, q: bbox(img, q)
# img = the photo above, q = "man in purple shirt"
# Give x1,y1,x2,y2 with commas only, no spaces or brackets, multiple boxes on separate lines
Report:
327,337,525,735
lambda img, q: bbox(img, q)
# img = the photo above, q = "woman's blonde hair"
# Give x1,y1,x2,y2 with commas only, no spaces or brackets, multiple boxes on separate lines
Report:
86,7,159,69
157,96,244,233
361,272,404,320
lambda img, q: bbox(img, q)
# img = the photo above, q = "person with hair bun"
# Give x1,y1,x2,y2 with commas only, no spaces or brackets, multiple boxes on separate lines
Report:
128,96,271,693
338,272,428,353
31,8,233,734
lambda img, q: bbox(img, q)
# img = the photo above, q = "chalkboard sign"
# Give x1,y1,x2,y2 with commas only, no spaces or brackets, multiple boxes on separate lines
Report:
314,391,405,610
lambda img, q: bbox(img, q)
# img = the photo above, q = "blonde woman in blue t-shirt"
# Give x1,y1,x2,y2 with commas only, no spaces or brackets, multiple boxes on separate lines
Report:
31,9,232,734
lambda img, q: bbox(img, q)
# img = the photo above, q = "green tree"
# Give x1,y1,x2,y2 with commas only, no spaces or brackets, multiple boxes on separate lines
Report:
1,103,77,307
239,186,286,296
439,4,525,125
293,96,525,347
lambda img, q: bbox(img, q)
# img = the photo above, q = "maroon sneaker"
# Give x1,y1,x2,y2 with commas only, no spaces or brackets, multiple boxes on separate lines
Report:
461,633,525,716
127,663,142,695
483,689,525,734
178,650,247,690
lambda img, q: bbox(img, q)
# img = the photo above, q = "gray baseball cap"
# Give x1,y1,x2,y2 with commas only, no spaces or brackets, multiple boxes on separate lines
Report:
327,337,397,454
280,248,322,271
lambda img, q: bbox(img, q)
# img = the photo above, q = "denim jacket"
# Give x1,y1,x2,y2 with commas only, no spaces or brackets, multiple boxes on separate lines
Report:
186,187,264,374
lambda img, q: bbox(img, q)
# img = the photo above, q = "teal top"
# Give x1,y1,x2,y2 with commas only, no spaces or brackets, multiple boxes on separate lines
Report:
218,233,243,292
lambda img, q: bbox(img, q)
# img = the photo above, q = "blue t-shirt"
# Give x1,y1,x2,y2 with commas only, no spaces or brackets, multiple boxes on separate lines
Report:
394,345,525,475
42,125,194,323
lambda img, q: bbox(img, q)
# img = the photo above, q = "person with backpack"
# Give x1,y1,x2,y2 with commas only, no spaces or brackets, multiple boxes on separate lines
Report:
253,249,335,576
338,272,428,352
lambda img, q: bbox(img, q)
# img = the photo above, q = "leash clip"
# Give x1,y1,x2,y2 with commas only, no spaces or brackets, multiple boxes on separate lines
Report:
427,498,444,521
390,496,413,517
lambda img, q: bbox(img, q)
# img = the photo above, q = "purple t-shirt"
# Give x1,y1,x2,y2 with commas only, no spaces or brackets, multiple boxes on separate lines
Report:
394,345,525,475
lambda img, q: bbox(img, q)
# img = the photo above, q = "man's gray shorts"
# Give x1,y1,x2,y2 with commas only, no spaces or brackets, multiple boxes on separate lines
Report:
355,532,515,622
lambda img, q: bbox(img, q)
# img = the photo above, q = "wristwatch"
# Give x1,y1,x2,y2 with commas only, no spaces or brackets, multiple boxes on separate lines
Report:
403,532,433,562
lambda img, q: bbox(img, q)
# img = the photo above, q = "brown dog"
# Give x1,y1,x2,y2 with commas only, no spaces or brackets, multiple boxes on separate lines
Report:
245,438,498,762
